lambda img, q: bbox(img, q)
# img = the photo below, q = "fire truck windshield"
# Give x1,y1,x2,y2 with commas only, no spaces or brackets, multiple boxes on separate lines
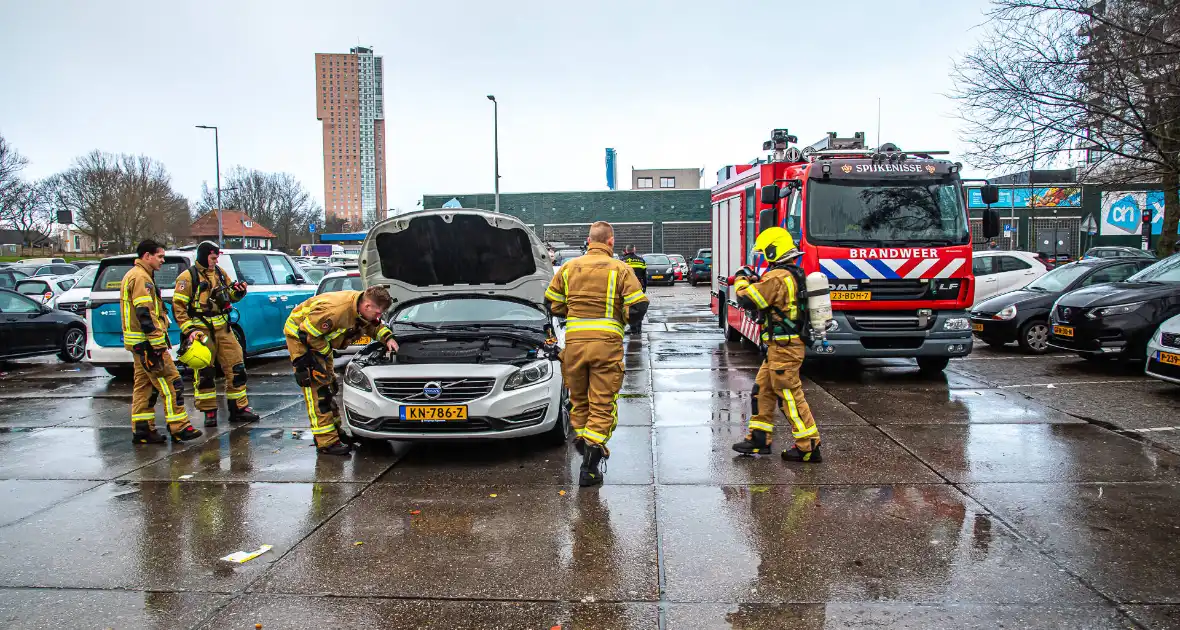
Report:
805,179,969,246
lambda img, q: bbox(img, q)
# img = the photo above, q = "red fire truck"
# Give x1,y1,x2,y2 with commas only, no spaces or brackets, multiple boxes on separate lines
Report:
710,129,1000,373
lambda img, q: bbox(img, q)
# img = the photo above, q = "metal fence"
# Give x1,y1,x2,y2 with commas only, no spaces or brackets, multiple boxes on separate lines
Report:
661,221,711,260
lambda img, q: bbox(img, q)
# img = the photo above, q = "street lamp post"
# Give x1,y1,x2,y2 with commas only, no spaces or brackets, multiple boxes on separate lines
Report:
195,125,223,245
487,95,500,212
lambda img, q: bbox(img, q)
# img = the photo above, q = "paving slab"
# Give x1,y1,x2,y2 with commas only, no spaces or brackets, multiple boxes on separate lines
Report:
254,484,658,601
655,426,941,485
964,482,1180,603
840,388,1084,425
0,588,229,630
0,479,103,527
201,594,658,630
1017,380,1180,431
652,368,758,393
621,368,652,395
379,425,652,486
883,424,1180,483
126,427,401,483
0,480,362,591
664,602,1134,629
656,484,1100,604
0,428,199,480
0,396,127,428
0,427,44,445
652,387,866,428
1124,606,1180,630
950,353,1149,388
808,362,992,392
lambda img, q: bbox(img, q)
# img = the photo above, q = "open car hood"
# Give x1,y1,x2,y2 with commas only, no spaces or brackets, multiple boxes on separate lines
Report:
359,209,553,307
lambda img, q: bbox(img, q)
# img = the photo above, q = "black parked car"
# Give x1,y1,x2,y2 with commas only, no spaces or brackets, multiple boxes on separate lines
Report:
0,288,88,363
689,248,712,286
1082,246,1156,261
1048,254,1180,360
971,258,1155,353
641,254,677,286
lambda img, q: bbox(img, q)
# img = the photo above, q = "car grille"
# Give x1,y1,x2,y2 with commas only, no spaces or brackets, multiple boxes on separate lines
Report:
372,377,496,403
1162,332,1180,349
847,313,933,332
58,301,87,314
376,417,494,432
863,279,930,300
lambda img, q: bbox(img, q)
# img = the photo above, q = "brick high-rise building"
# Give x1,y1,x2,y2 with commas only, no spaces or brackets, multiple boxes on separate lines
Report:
315,46,387,227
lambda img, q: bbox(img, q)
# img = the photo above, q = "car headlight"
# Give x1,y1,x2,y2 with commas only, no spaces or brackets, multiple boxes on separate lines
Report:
1085,301,1145,319
665,267,673,274
943,317,971,331
993,304,1017,321
344,361,372,391
505,360,552,390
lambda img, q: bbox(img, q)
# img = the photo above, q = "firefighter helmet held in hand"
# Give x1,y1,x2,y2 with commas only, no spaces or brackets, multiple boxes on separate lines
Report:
177,335,212,370
753,227,802,263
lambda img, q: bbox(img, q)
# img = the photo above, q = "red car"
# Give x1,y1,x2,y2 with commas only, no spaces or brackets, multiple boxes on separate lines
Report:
669,254,688,282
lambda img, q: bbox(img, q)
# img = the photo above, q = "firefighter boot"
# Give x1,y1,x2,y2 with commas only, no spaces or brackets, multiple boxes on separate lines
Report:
317,441,352,456
781,439,823,463
579,442,607,487
172,426,204,442
732,429,773,455
131,421,166,445
203,409,218,428
229,405,260,423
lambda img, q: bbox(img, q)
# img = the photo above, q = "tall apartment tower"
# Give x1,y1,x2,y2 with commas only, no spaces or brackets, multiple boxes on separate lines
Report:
315,46,387,227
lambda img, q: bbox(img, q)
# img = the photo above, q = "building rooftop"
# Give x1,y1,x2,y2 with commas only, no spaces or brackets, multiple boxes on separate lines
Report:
189,210,276,239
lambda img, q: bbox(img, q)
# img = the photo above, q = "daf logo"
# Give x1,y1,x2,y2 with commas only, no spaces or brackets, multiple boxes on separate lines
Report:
423,381,443,400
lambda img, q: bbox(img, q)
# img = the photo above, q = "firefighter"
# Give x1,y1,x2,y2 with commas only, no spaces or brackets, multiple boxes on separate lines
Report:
123,239,202,444
621,245,648,291
173,241,259,427
730,227,822,462
546,221,648,486
284,286,398,456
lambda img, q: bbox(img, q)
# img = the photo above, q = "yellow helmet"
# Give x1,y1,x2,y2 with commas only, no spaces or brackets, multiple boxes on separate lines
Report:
177,335,212,370
752,227,801,263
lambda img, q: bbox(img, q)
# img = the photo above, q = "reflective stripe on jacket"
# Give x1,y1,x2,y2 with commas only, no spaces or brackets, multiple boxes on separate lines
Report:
121,260,170,350
545,242,648,342
735,267,800,339
173,263,242,333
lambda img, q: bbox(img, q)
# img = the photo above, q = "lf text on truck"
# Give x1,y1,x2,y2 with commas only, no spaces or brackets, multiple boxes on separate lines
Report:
710,129,1001,374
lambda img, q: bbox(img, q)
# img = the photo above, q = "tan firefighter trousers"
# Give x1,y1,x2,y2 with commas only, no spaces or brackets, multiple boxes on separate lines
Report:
561,340,624,449
191,327,249,412
131,352,193,435
286,337,342,448
747,340,820,451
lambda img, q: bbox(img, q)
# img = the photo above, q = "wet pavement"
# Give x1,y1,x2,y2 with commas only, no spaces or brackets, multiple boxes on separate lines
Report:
1,283,1178,628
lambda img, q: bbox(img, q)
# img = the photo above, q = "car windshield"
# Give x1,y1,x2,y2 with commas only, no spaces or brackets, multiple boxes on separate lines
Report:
1127,254,1180,283
393,297,546,325
669,255,685,264
317,275,363,293
1026,263,1092,292
555,250,581,264
73,265,98,288
806,179,969,245
16,281,50,296
644,255,671,266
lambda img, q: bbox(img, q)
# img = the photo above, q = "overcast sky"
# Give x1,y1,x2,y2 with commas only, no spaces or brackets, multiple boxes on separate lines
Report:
0,0,995,215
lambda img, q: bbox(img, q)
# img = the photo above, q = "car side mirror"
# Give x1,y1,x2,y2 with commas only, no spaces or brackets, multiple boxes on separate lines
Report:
760,185,780,205
292,274,305,285
981,208,1001,239
981,185,1000,205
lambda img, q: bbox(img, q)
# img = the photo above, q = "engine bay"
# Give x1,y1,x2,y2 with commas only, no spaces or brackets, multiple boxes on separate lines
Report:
353,333,559,367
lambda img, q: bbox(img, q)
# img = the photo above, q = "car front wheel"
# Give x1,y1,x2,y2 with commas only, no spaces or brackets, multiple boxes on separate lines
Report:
58,327,87,363
1018,320,1050,354
540,387,572,446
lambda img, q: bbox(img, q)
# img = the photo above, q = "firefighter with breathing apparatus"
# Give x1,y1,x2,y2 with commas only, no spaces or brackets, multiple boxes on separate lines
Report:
730,227,832,462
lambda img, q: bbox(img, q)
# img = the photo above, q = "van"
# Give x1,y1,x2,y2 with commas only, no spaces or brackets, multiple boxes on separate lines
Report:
86,249,315,378
18,257,66,265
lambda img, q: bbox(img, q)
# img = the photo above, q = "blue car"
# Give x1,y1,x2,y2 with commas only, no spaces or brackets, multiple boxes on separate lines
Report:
85,249,316,378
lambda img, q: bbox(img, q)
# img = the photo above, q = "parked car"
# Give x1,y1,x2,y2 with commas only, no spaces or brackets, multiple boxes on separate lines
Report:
642,253,676,286
342,208,568,444
300,265,344,285
7,264,41,278
55,264,100,316
1083,246,1156,261
1145,313,1180,385
971,250,1048,306
18,257,66,265
33,263,79,277
553,249,583,267
689,248,712,286
0,288,87,363
71,260,100,268
15,275,77,309
1049,253,1180,360
314,270,368,355
970,257,1154,353
85,249,316,378
0,267,30,290
668,254,687,282
329,254,359,268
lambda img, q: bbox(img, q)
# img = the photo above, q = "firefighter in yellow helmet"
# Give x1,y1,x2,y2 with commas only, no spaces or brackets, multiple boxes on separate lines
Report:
546,221,648,486
731,227,822,462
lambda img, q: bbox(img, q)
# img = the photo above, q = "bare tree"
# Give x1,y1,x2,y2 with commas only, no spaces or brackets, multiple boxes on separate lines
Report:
0,134,30,223
952,0,1180,255
5,181,53,246
195,167,321,250
47,151,191,253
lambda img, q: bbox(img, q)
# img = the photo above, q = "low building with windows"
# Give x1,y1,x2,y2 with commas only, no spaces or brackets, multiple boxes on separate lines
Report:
632,167,701,190
190,210,276,250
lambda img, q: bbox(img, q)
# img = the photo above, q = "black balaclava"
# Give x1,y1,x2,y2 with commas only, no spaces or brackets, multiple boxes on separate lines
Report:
196,241,220,268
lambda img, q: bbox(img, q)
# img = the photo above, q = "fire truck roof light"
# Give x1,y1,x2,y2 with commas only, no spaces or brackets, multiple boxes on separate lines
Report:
822,164,831,174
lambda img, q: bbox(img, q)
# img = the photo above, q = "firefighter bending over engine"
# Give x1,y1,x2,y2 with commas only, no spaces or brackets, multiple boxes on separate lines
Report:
730,227,822,462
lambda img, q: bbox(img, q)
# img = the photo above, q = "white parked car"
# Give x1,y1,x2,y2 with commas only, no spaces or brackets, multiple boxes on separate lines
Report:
972,250,1048,306
341,208,569,444
14,275,77,310
55,264,99,316
1145,314,1180,385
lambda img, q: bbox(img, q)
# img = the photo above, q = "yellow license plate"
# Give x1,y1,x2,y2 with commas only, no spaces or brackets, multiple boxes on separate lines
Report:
971,323,984,332
1158,351,1180,366
353,336,371,346
652,275,665,280
831,291,870,301
400,405,468,421
1053,325,1074,338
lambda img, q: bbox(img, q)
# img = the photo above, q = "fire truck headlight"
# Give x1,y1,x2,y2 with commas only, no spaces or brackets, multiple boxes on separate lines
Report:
943,317,971,331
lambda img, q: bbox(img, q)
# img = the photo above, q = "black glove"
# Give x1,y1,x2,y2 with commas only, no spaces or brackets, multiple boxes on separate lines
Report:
293,352,331,386
134,342,165,374
734,266,759,281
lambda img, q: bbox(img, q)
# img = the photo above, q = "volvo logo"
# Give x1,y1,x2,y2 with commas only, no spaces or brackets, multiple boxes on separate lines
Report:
422,381,443,400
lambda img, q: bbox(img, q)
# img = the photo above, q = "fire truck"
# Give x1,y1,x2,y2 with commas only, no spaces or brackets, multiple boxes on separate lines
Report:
710,129,1000,373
